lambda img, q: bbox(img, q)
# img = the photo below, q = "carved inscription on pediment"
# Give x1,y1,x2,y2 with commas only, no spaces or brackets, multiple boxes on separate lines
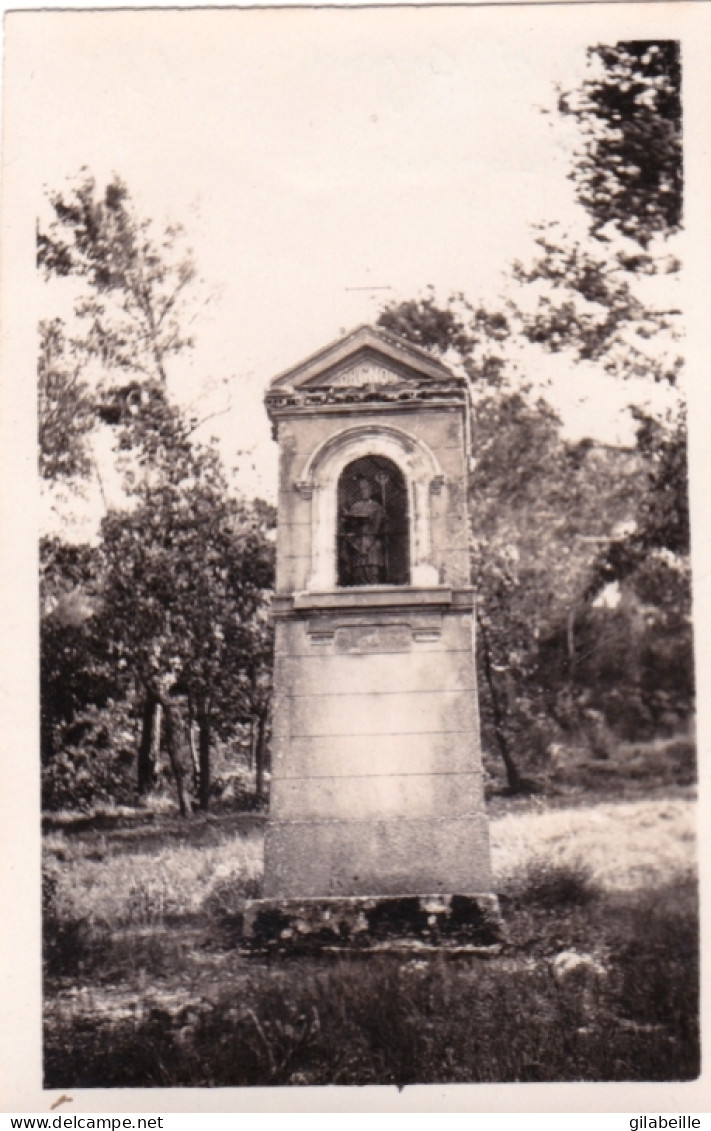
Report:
328,362,402,388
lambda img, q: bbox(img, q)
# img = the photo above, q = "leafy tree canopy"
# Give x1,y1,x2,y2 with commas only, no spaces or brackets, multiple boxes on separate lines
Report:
38,319,95,481
513,41,683,386
38,170,274,814
38,171,197,383
559,41,682,248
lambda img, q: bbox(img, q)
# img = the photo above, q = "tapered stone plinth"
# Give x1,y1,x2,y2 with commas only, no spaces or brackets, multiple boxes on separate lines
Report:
246,326,501,950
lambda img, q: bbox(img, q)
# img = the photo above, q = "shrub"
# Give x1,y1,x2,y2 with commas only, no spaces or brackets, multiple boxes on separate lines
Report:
42,703,137,812
201,873,262,922
506,856,600,910
659,737,697,785
608,883,699,1030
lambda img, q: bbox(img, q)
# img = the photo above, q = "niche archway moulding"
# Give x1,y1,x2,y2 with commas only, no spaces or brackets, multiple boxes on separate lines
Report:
295,423,445,591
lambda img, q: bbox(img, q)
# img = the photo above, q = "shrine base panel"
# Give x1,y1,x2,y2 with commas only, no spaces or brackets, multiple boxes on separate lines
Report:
265,599,493,900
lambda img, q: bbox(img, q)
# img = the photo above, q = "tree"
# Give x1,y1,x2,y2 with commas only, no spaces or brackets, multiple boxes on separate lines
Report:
38,171,275,815
38,171,198,384
378,289,511,388
38,319,95,482
37,171,204,524
514,41,683,388
559,41,682,248
40,537,110,763
38,173,201,811
374,41,692,784
99,423,275,814
471,395,647,783
513,232,682,385
590,405,689,593
512,39,690,703
38,536,144,813
378,297,642,789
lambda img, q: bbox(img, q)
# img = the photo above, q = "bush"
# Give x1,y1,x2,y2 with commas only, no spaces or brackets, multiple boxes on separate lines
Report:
42,703,137,812
201,873,262,922
505,856,600,910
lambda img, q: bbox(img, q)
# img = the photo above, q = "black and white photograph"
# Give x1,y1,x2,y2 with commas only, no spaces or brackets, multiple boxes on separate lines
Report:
1,1,710,1111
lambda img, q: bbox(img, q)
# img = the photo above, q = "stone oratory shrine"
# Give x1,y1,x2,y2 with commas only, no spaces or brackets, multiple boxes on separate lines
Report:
244,325,502,950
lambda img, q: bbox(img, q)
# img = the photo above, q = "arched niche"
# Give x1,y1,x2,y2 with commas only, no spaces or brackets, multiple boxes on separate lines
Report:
295,424,445,591
337,455,410,587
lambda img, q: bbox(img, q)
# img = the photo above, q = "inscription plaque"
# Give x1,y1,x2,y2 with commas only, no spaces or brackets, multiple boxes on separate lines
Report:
335,624,412,654
329,362,401,388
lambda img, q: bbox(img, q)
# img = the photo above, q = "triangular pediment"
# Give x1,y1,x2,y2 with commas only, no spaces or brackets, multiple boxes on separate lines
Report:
268,325,455,392
300,347,425,391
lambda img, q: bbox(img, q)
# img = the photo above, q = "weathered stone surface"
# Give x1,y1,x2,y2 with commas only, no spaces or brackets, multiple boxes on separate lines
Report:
259,326,497,922
270,731,479,779
278,650,476,696
282,686,478,739
274,555,312,595
274,597,475,641
243,893,504,951
275,518,312,592
262,813,493,898
271,771,485,821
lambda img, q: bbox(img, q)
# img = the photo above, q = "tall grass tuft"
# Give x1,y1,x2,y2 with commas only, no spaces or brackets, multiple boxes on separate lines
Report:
43,865,91,977
506,856,600,910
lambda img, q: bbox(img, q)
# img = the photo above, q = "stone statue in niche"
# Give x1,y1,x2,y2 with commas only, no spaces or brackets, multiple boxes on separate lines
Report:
337,455,410,587
339,475,388,585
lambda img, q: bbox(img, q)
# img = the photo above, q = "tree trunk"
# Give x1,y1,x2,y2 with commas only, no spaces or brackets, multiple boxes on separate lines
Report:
137,692,160,795
151,702,163,777
477,615,522,794
187,695,200,793
248,715,257,772
255,710,268,802
197,713,211,811
160,696,193,818
566,605,577,673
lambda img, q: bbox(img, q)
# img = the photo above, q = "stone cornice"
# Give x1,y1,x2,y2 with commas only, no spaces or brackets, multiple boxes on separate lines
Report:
265,381,467,428
271,586,476,619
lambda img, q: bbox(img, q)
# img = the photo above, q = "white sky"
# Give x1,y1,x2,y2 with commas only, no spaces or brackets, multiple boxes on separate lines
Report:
8,6,687,512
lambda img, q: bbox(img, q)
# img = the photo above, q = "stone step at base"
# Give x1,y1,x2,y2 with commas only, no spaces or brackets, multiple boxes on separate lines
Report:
242,892,505,954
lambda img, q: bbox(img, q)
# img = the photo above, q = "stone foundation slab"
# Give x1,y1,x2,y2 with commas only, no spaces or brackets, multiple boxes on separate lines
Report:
243,893,504,953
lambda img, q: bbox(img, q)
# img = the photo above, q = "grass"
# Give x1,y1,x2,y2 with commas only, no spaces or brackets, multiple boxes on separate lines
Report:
490,793,696,893
44,880,699,1086
45,831,262,931
501,855,599,910
43,788,699,1087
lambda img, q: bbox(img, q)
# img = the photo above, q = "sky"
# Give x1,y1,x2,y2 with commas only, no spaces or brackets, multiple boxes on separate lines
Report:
6,6,687,516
